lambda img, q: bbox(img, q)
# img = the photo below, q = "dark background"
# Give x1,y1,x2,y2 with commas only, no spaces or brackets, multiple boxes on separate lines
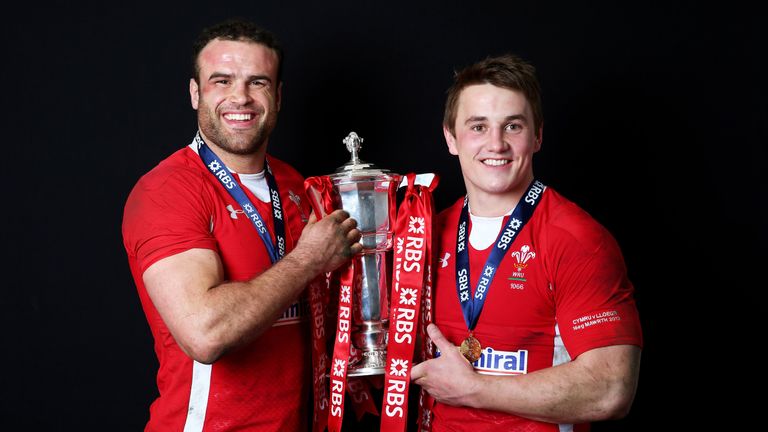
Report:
1,1,764,430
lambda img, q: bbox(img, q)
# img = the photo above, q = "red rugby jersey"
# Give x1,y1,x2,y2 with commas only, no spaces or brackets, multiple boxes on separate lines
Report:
431,186,643,432
123,143,312,432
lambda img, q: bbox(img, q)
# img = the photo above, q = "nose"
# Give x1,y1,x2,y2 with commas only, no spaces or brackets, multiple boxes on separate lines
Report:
228,83,253,106
486,127,508,152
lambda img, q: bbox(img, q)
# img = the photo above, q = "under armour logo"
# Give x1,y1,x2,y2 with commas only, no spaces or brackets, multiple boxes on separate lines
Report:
439,252,451,268
226,204,245,219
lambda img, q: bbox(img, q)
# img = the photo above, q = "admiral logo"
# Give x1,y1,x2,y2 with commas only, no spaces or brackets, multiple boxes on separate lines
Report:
508,244,536,289
274,300,308,326
472,347,528,375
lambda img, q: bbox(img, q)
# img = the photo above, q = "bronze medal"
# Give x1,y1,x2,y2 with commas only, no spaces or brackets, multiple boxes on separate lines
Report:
459,335,482,363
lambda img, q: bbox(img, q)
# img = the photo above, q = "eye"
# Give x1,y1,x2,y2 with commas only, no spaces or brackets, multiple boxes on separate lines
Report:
250,80,268,88
505,123,522,132
214,79,230,86
470,124,486,132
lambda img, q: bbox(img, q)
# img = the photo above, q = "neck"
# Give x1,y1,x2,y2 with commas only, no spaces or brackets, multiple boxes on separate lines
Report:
467,193,521,217
466,175,534,217
200,131,267,174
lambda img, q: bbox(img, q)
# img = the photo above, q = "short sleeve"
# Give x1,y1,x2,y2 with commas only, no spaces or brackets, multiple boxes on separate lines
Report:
123,167,218,275
550,220,643,358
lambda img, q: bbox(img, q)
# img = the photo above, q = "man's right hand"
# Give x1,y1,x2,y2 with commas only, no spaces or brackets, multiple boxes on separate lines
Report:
292,209,362,274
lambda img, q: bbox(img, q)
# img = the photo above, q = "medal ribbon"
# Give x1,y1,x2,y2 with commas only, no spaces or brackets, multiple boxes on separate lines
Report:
455,179,546,332
380,173,438,432
196,132,285,263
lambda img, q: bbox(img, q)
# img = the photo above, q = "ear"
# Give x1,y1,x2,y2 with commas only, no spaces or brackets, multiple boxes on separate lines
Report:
190,78,200,110
534,124,544,152
276,81,282,112
443,125,459,156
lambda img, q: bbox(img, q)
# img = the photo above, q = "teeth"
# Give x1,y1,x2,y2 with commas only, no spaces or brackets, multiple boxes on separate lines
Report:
224,113,253,121
483,159,509,166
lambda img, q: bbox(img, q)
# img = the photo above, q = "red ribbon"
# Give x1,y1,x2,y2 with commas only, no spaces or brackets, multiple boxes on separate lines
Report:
305,176,337,432
328,259,357,432
305,173,438,432
380,174,438,432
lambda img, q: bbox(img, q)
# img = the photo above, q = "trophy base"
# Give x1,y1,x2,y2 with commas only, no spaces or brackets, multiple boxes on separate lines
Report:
347,350,386,377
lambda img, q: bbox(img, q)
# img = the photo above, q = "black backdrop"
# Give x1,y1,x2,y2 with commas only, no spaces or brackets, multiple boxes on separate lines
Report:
1,2,764,431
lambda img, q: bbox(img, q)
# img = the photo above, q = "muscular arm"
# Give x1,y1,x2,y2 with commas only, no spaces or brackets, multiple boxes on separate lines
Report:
411,324,641,423
143,210,361,364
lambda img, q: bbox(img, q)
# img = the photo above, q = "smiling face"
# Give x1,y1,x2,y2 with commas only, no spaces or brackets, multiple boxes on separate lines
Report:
444,83,542,216
190,38,281,161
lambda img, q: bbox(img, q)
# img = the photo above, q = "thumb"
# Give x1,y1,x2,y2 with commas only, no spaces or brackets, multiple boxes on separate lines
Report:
307,210,318,224
426,323,455,354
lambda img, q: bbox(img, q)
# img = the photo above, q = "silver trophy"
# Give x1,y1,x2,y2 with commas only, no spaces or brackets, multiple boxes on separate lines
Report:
309,132,400,376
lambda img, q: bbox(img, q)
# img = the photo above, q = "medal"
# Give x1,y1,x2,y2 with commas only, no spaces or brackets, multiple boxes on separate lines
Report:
453,181,545,365
459,334,482,363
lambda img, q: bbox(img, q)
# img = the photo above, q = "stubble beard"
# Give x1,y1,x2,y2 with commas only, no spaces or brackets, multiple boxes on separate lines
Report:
197,100,277,156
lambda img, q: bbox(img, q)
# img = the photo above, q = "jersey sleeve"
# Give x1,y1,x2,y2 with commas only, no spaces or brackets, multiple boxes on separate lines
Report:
123,167,219,275
549,218,643,358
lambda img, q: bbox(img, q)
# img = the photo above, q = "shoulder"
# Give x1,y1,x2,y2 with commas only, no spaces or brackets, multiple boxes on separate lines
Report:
131,147,207,195
536,187,620,254
436,197,465,229
266,155,305,183
124,148,212,225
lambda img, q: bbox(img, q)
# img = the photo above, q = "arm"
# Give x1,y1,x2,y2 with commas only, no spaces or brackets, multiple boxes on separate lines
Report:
411,324,641,423
143,209,361,364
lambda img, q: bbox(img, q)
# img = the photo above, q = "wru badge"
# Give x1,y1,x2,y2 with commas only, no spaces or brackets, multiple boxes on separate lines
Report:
304,132,438,432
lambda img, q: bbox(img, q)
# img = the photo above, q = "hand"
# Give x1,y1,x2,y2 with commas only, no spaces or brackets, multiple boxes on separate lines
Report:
410,324,480,407
293,209,362,274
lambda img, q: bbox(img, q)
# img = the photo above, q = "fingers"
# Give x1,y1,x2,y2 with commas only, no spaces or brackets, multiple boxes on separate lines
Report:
426,324,455,355
411,360,426,382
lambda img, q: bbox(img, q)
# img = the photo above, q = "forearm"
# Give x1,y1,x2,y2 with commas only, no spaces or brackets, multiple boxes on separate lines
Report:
192,252,321,361
144,209,360,364
462,345,641,423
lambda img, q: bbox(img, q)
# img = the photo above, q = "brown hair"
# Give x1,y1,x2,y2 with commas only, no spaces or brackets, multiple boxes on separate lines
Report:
191,18,283,83
444,54,542,138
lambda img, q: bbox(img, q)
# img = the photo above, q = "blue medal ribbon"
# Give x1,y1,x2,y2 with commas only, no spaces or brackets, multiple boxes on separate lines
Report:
455,179,546,331
195,132,286,264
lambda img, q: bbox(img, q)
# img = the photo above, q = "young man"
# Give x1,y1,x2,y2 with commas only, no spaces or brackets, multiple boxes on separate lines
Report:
410,54,643,431
122,19,361,431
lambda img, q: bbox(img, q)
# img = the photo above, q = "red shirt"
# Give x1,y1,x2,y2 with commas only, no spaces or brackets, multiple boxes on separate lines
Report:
123,144,312,432
431,187,643,432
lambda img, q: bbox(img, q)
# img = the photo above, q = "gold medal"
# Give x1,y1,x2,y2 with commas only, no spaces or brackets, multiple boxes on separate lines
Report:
459,335,482,363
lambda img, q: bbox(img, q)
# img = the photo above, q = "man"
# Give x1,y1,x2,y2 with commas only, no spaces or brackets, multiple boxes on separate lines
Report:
410,54,643,431
122,19,361,431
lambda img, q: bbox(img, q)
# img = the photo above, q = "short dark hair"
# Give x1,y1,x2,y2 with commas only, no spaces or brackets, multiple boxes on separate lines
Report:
444,54,542,138
191,18,283,83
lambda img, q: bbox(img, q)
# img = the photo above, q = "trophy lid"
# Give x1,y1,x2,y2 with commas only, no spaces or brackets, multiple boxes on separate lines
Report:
330,132,394,181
